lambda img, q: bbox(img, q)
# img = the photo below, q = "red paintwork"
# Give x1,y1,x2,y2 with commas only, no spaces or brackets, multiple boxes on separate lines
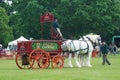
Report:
40,12,54,23
17,40,62,55
16,12,64,69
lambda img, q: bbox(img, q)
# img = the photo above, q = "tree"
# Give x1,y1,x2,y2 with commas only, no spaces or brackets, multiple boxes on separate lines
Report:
0,7,13,46
11,0,43,39
11,0,120,43
0,0,12,15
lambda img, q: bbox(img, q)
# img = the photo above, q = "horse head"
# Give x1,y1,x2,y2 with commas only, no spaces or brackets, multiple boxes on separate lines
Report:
82,33,101,46
61,40,72,52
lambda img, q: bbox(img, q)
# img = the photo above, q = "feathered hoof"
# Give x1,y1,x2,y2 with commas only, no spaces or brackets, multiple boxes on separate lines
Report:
77,65,81,68
69,65,73,68
87,65,92,67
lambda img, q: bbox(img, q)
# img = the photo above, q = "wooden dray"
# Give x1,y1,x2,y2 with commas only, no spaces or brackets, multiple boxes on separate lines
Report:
15,12,64,69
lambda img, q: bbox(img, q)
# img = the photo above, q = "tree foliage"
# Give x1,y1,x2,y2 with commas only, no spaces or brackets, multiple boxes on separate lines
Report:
0,7,13,46
3,0,120,44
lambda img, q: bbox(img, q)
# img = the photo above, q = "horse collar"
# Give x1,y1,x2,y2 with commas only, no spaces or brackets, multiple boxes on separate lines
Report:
86,37,96,48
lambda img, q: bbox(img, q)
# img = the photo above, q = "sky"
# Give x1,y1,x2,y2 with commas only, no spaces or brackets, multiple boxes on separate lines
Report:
4,0,12,5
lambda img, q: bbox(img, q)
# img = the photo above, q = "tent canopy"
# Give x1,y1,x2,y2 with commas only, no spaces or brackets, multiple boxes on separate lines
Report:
8,36,28,46
112,35,120,48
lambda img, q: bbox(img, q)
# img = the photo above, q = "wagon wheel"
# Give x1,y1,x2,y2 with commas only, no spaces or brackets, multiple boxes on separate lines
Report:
15,53,31,69
29,48,50,69
51,55,64,68
38,52,50,69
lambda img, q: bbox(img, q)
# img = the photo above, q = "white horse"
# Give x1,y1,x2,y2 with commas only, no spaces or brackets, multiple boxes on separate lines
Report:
62,33,101,67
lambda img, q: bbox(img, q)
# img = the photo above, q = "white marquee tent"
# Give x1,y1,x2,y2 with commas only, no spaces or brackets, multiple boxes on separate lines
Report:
7,36,29,51
8,36,29,46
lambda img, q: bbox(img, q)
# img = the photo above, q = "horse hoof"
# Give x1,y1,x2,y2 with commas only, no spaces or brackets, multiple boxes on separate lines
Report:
69,65,73,67
88,65,92,67
78,66,81,68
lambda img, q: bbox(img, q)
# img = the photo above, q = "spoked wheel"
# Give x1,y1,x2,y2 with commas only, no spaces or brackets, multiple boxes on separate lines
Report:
15,53,31,69
38,52,50,69
29,48,50,69
51,55,64,68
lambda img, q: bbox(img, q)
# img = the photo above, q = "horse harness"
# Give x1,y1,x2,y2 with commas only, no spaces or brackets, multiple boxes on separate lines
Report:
63,38,92,55
86,37,96,48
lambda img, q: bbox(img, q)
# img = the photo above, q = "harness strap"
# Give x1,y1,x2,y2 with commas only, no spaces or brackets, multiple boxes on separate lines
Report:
63,39,89,54
86,37,96,48
81,38,89,55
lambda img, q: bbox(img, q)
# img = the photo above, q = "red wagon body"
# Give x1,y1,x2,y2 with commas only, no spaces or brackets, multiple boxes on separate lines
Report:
15,12,64,69
15,40,64,69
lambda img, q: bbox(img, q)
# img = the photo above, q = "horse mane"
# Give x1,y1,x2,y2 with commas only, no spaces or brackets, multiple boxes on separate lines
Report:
81,33,99,41
85,33,97,36
82,33,93,38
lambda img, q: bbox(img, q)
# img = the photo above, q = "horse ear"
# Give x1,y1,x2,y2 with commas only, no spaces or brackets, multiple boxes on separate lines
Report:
89,33,93,35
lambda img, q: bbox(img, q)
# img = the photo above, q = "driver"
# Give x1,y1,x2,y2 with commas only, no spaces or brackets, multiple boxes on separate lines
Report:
53,18,63,39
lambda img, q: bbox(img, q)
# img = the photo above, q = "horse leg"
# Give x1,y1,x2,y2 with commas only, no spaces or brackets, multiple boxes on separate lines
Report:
68,53,73,67
86,52,92,67
79,54,85,67
74,52,81,67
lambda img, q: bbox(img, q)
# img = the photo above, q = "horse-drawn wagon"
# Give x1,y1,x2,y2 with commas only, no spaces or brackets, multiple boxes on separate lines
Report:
15,12,64,69
15,40,64,69
15,12,102,69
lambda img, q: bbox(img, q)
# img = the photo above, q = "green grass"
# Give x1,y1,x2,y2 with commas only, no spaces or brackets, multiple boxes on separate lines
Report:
0,54,120,80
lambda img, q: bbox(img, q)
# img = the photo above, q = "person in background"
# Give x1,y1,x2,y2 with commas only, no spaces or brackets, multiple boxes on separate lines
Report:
53,18,63,39
101,41,111,65
113,44,117,56
0,44,2,51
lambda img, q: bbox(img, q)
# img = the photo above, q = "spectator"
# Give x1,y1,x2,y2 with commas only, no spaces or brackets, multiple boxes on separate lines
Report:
101,41,111,65
0,44,2,51
113,44,117,56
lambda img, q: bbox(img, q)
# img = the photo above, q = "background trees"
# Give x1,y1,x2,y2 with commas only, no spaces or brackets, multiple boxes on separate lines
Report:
1,0,120,46
0,7,13,46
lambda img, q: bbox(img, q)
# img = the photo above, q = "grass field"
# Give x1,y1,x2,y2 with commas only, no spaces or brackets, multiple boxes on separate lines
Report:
0,54,120,80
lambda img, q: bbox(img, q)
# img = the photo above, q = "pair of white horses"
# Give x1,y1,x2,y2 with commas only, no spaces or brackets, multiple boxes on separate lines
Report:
62,33,101,67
